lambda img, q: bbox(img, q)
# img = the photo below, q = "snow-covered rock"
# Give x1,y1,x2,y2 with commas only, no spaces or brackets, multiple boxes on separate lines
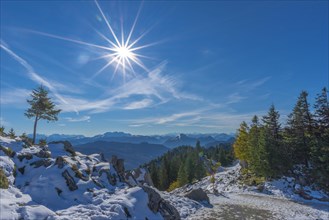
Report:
0,136,194,220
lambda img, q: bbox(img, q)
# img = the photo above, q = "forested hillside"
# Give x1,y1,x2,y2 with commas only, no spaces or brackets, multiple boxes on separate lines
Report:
234,87,329,190
143,142,234,191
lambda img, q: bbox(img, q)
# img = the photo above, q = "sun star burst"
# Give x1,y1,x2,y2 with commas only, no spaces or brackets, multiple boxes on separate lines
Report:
92,0,151,81
27,0,155,82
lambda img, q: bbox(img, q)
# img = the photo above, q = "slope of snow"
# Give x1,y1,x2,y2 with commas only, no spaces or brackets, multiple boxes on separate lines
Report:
175,162,329,220
1,136,195,220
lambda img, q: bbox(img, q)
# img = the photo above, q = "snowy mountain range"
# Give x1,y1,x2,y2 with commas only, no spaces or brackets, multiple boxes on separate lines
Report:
30,132,235,148
28,132,235,170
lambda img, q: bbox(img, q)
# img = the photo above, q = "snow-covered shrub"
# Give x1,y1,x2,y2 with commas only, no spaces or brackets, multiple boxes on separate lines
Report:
0,167,9,189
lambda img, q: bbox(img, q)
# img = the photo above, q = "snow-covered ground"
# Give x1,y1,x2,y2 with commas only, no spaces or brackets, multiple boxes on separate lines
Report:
0,136,199,220
173,162,329,220
1,135,328,219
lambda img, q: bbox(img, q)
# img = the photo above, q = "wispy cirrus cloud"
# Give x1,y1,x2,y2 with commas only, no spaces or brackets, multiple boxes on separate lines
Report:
1,43,200,115
235,76,271,92
225,92,247,105
124,108,266,132
0,88,30,105
65,115,91,122
123,99,153,110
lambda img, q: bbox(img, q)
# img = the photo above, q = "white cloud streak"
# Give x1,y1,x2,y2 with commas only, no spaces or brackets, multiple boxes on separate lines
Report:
1,44,199,114
65,115,91,122
124,99,153,110
0,88,30,105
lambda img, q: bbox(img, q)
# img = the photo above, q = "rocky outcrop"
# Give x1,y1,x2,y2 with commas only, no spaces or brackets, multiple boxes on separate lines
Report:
17,153,33,161
30,159,52,168
99,168,117,186
142,185,181,220
62,170,78,191
55,156,67,169
184,188,209,203
35,149,51,158
131,168,154,186
111,155,125,182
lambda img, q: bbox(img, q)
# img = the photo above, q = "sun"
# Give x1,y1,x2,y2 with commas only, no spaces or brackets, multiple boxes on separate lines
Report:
92,0,152,81
116,46,132,59
27,0,156,82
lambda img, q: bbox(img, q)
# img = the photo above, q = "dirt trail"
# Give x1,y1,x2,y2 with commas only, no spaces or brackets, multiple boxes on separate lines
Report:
187,193,329,220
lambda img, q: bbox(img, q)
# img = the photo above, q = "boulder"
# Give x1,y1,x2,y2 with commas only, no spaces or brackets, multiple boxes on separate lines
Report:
142,186,181,220
131,168,154,187
184,188,209,203
239,160,248,169
257,184,265,192
99,168,117,186
17,153,33,162
111,155,125,181
62,170,78,191
35,149,51,158
55,156,67,169
100,153,107,162
30,159,52,168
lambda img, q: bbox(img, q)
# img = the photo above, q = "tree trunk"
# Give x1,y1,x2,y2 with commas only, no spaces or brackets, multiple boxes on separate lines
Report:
32,116,38,144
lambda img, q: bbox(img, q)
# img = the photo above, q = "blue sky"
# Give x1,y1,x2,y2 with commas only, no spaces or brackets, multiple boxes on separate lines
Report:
1,1,328,136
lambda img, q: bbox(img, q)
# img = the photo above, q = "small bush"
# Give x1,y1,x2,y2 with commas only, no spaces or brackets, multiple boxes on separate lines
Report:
8,128,16,139
0,126,5,136
39,139,47,147
0,145,15,157
0,168,9,189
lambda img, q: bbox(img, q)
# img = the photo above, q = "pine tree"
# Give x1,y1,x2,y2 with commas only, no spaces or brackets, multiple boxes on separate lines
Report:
185,154,195,182
8,128,16,139
25,86,61,144
233,121,250,165
262,105,289,175
311,87,329,190
149,163,159,188
286,91,313,165
313,87,329,134
177,163,188,187
256,127,271,177
262,104,281,139
195,140,202,152
248,115,261,174
0,127,5,136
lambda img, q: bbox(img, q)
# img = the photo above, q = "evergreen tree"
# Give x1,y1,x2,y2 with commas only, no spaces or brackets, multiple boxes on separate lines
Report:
149,163,159,188
0,126,5,136
8,128,16,139
313,87,329,134
256,127,271,177
248,115,261,173
233,121,250,164
263,105,289,175
195,140,202,152
25,86,61,144
286,91,313,165
311,87,329,190
159,161,169,190
177,163,188,187
185,154,195,182
262,104,281,138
